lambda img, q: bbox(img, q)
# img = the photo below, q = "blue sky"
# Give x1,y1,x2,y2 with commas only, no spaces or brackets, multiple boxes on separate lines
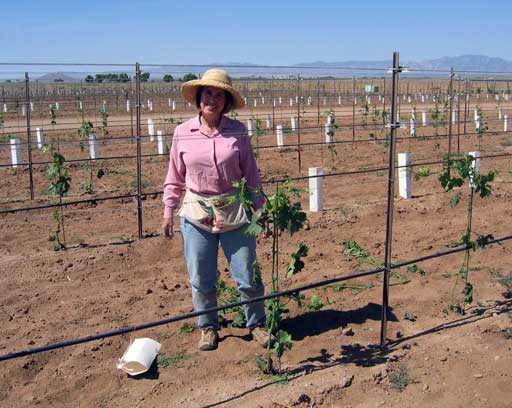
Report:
2,0,511,65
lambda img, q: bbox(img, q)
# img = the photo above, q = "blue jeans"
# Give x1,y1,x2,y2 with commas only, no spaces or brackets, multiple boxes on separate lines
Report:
180,217,266,329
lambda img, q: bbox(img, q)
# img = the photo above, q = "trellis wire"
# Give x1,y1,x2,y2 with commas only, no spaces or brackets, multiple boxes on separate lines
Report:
1,52,511,361
1,234,510,363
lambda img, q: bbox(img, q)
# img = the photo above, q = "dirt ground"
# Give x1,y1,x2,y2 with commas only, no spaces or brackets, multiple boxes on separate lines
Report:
1,101,512,407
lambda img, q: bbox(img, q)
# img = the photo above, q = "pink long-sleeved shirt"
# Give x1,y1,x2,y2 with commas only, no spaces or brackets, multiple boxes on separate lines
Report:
162,115,263,218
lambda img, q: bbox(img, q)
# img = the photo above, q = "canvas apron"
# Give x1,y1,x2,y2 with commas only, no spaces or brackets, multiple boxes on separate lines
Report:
179,190,250,233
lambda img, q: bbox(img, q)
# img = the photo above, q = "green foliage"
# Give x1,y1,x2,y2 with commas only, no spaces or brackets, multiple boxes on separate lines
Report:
389,365,412,392
100,110,109,137
271,330,293,358
42,144,71,250
163,74,174,82
333,282,374,295
327,144,337,168
286,243,308,278
407,264,427,276
78,120,93,139
256,356,272,374
463,282,473,304
271,373,290,385
265,184,306,236
252,260,262,285
181,73,198,82
91,73,130,83
50,104,57,126
450,191,462,208
140,72,150,82
264,298,288,334
157,351,185,368
230,177,257,212
216,277,246,328
0,111,4,130
244,208,266,237
233,178,307,376
163,117,183,126
430,99,448,138
413,166,431,181
178,323,195,334
251,116,264,159
439,154,496,312
359,102,369,127
342,239,381,269
308,294,324,311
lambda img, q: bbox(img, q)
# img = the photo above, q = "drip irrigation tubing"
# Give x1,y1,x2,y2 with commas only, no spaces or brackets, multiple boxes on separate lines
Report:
0,233,510,363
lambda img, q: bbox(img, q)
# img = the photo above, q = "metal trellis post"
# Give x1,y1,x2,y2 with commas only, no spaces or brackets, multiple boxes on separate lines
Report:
297,74,302,171
135,63,143,240
25,72,34,200
447,67,454,174
379,51,401,348
352,76,356,141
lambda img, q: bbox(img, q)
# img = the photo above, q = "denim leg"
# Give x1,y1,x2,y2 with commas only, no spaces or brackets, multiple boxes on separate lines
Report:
180,217,219,329
220,226,266,328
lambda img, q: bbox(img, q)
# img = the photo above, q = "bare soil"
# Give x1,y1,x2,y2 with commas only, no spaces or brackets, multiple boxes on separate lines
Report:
1,101,512,408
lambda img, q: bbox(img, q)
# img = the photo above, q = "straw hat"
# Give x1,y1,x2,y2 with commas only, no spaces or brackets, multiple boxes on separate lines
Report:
181,69,245,110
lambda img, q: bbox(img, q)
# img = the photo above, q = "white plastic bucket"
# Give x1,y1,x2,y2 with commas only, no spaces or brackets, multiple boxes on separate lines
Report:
117,338,161,376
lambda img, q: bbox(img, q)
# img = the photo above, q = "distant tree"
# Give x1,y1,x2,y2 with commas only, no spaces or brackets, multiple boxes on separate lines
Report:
119,73,131,83
181,73,198,82
163,74,174,82
84,75,94,83
140,72,150,82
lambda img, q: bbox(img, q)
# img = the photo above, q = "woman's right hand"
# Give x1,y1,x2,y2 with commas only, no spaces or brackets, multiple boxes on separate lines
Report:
161,217,174,239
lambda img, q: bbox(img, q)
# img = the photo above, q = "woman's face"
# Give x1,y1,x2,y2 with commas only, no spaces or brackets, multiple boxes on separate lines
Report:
200,86,226,117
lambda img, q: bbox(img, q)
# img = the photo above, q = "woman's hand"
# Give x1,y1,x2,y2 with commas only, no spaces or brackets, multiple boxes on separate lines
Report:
161,217,174,239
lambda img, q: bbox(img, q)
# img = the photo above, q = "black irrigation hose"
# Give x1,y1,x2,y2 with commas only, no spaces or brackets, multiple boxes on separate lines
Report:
1,234,510,363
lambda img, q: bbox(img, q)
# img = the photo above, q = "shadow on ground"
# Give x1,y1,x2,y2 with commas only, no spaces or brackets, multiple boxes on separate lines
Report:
283,302,398,341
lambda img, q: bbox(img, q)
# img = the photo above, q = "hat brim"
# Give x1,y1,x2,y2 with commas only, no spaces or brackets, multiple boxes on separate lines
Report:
181,79,245,110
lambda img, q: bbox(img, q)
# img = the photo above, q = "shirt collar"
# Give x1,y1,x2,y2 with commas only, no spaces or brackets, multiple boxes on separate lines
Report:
190,114,236,134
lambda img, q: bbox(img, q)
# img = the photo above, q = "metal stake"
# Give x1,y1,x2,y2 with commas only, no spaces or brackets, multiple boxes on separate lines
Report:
297,75,302,171
352,76,356,141
379,51,401,348
447,67,454,173
135,63,143,240
25,72,34,200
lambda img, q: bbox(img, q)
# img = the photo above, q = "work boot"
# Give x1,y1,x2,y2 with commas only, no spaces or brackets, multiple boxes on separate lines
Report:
198,327,218,351
251,326,275,348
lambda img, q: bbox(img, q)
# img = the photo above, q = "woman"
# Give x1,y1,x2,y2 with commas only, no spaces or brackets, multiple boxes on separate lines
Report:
161,69,268,351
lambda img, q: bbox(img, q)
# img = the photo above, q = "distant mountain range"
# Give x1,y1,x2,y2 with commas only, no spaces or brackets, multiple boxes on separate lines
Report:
3,55,512,82
294,55,512,72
